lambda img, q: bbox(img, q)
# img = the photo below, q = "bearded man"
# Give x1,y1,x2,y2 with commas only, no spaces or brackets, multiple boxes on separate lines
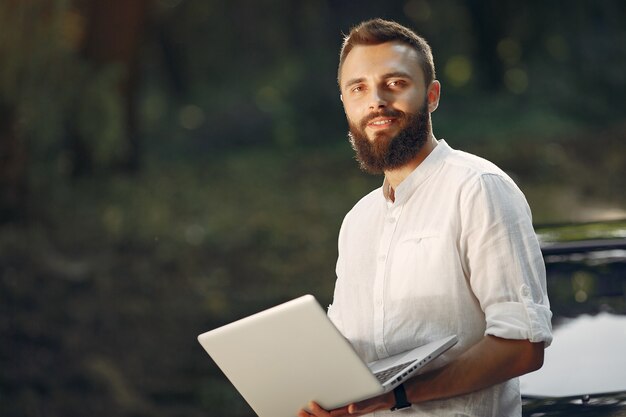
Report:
298,19,552,417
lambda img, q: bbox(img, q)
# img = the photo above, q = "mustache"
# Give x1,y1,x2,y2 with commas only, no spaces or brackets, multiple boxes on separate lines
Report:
360,109,405,128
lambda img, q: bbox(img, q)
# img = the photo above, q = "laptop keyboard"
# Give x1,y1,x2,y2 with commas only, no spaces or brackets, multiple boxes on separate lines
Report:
373,361,414,383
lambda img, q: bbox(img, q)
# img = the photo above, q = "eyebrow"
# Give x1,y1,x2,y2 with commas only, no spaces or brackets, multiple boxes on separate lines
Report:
381,71,414,80
343,77,366,90
342,71,414,90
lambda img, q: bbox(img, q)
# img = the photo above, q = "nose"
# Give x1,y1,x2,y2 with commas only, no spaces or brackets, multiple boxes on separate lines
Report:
368,87,388,110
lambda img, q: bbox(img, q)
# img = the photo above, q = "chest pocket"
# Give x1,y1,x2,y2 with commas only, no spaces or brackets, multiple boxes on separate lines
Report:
388,232,441,294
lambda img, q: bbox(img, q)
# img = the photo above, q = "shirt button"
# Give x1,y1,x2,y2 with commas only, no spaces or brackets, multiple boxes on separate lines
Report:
387,217,396,223
378,254,386,262
376,298,383,306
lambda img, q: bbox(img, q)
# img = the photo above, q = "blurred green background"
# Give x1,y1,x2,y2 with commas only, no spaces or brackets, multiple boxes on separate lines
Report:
1,1,625,416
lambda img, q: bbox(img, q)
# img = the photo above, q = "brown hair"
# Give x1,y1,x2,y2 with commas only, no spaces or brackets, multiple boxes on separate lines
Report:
338,19,435,88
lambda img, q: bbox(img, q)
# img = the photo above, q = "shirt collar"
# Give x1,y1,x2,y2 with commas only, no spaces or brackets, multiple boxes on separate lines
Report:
382,139,452,204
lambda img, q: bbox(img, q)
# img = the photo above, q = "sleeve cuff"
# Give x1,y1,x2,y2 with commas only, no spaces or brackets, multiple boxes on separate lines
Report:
484,300,553,347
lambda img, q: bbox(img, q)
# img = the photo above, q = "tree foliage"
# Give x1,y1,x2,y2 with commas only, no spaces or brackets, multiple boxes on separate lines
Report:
1,1,625,416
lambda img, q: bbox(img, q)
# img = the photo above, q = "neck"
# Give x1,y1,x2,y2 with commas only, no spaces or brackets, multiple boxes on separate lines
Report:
384,134,437,191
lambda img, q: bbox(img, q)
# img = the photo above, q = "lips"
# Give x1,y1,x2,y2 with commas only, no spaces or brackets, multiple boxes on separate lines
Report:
368,118,395,127
364,115,403,133
362,110,404,131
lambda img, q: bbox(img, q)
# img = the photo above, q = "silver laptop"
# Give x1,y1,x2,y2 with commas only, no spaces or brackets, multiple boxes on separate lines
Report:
197,294,457,417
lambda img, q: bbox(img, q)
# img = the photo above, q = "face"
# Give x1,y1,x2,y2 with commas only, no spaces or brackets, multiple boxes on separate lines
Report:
339,42,439,173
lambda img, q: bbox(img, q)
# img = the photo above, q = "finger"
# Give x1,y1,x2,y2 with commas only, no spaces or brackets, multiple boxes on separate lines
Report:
348,397,380,415
308,401,331,417
329,405,352,417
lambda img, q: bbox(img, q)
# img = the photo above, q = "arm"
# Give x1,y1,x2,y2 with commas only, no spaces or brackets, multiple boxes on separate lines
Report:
346,335,544,415
407,335,543,402
299,335,544,417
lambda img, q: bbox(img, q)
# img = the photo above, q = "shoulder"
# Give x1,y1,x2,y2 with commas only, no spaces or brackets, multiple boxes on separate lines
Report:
444,147,511,180
343,186,383,223
337,186,387,243
437,145,521,194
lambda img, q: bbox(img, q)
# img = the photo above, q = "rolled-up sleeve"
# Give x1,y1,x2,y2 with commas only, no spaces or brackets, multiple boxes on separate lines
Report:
484,298,553,344
461,174,553,346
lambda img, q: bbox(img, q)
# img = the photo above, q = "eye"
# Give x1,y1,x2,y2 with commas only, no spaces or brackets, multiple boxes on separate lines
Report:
350,85,365,94
387,79,407,88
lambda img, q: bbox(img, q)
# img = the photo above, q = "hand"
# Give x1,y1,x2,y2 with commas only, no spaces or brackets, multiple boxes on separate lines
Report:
297,402,351,417
297,391,394,417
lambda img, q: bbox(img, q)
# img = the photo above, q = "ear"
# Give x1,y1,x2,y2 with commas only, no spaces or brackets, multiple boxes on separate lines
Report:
426,80,441,112
340,94,344,103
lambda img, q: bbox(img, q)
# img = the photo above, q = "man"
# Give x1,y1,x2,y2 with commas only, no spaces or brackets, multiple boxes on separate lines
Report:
298,19,552,417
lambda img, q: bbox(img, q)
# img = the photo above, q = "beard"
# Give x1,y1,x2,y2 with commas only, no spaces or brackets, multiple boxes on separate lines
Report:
347,100,430,174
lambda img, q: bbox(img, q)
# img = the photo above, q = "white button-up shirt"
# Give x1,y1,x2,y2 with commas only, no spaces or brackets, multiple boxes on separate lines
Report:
328,140,552,416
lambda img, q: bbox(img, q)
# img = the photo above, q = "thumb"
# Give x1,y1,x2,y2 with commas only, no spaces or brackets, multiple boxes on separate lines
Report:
348,398,376,415
347,403,361,415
